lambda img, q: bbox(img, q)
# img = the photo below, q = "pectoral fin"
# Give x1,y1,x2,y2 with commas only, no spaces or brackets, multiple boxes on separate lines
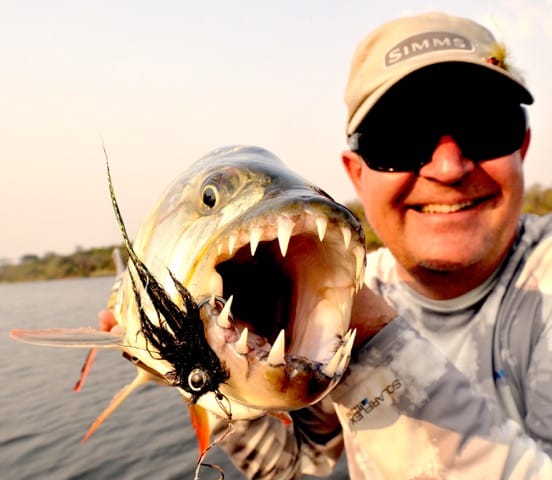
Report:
188,402,211,457
10,327,124,348
82,367,156,442
73,348,98,392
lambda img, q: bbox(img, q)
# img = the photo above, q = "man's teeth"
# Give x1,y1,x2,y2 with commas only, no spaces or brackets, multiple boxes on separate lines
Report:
420,200,474,214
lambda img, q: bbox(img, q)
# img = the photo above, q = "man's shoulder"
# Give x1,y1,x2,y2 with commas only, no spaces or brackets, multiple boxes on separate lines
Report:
520,213,552,244
513,214,552,293
365,247,396,286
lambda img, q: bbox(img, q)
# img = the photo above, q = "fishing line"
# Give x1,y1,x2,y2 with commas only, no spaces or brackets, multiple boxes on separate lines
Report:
193,391,234,480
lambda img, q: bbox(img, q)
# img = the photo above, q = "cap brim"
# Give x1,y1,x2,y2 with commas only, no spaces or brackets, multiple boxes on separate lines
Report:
347,59,533,135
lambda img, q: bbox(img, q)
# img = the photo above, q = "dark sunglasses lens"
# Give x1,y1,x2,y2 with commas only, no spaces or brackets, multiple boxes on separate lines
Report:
457,105,526,161
359,135,436,171
354,109,439,172
354,104,526,171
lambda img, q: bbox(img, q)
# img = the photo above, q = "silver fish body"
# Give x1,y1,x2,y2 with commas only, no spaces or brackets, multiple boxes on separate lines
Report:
12,145,365,422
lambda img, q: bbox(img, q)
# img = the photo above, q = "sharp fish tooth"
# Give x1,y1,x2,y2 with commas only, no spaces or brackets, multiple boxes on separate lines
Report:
267,329,286,365
337,329,356,375
217,243,223,256
235,327,249,354
342,330,351,344
353,246,365,279
337,352,350,376
315,216,328,241
322,344,344,377
250,226,263,256
277,217,295,257
341,227,352,249
344,329,356,357
217,295,233,328
228,233,238,255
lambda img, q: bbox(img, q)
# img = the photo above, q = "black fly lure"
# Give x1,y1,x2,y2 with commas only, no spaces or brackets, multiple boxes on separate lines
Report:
106,156,229,403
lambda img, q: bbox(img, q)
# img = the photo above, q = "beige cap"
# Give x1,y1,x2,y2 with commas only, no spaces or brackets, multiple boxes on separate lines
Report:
345,12,533,134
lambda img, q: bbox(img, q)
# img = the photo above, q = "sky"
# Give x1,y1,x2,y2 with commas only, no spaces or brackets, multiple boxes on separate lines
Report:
2,0,552,263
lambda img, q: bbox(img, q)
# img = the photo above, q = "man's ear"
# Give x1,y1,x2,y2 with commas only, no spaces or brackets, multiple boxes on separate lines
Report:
520,128,531,161
342,150,365,196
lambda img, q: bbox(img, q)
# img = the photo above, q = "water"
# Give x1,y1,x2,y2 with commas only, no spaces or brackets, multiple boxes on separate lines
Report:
1,278,348,479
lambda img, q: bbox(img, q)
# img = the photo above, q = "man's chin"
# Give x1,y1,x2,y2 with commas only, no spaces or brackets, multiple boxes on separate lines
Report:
416,259,473,274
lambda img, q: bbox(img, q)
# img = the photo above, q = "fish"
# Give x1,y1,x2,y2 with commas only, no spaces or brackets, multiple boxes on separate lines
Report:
10,145,365,459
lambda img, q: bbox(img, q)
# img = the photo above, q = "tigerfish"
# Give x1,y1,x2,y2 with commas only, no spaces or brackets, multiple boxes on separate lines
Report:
11,145,365,453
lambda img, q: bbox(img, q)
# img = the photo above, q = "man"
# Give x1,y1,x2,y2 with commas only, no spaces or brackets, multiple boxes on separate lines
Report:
215,12,552,478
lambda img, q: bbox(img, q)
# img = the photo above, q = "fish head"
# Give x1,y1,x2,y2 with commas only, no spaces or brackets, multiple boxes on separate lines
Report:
117,145,365,415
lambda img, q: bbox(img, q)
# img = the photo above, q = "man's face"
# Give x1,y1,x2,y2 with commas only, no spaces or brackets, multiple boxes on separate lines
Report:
346,136,525,271
343,79,529,298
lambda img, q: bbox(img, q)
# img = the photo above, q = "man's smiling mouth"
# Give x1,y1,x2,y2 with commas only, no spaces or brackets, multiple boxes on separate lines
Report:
419,200,475,214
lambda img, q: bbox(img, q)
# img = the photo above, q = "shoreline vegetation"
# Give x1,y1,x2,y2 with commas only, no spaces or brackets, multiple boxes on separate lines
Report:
2,184,551,284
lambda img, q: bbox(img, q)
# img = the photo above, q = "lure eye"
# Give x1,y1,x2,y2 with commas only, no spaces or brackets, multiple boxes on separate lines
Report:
201,184,219,209
188,368,208,392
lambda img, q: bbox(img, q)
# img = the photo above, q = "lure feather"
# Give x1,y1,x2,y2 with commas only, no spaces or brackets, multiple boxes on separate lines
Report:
106,152,229,402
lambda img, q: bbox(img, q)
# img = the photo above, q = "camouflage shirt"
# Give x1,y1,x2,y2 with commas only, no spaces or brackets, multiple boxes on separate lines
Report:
217,214,552,479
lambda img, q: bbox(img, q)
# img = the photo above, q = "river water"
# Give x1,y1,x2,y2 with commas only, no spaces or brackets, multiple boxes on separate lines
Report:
1,277,348,479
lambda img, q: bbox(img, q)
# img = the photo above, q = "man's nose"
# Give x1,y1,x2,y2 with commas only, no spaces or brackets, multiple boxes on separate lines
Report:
418,135,475,183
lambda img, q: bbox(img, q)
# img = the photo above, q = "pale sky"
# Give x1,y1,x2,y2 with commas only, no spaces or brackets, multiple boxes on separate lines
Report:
2,0,552,263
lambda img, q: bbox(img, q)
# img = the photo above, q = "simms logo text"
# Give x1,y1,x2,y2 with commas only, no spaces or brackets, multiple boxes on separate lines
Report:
348,379,402,424
385,32,474,67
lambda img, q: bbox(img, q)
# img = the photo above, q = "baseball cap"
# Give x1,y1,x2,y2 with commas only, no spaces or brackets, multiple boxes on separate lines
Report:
345,12,534,135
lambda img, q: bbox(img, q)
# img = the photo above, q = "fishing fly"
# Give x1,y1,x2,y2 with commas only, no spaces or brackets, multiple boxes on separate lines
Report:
106,149,232,477
106,150,229,400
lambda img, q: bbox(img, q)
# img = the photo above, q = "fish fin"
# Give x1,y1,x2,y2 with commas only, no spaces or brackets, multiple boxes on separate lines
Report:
73,348,98,392
112,247,126,276
188,402,211,458
268,410,293,426
82,367,154,442
73,308,122,392
9,327,124,349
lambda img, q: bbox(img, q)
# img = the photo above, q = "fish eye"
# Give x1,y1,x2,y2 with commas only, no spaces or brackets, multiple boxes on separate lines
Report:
199,168,245,213
188,368,208,391
201,184,219,209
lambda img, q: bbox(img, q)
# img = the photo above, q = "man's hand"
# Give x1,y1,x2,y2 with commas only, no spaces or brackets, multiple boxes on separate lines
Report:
98,309,123,335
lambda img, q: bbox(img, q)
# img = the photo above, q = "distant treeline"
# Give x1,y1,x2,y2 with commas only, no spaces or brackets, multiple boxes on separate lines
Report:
2,184,552,283
0,245,128,283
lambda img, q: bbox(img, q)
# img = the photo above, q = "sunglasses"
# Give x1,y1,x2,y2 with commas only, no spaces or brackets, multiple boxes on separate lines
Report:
349,102,527,173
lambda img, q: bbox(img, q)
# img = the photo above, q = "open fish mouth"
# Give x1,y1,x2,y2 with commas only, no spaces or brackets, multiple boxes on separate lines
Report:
199,198,364,410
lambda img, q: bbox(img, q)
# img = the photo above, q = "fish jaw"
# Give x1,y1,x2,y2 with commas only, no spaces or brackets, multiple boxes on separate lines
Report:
113,146,365,415
195,194,363,411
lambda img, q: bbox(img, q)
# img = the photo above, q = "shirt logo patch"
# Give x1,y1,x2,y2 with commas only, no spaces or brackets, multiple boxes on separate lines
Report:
347,379,402,424
385,31,474,67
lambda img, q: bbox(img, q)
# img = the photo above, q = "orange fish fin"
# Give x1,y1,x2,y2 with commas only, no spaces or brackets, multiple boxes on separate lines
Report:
268,410,293,426
188,402,211,457
73,348,98,392
81,367,154,442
